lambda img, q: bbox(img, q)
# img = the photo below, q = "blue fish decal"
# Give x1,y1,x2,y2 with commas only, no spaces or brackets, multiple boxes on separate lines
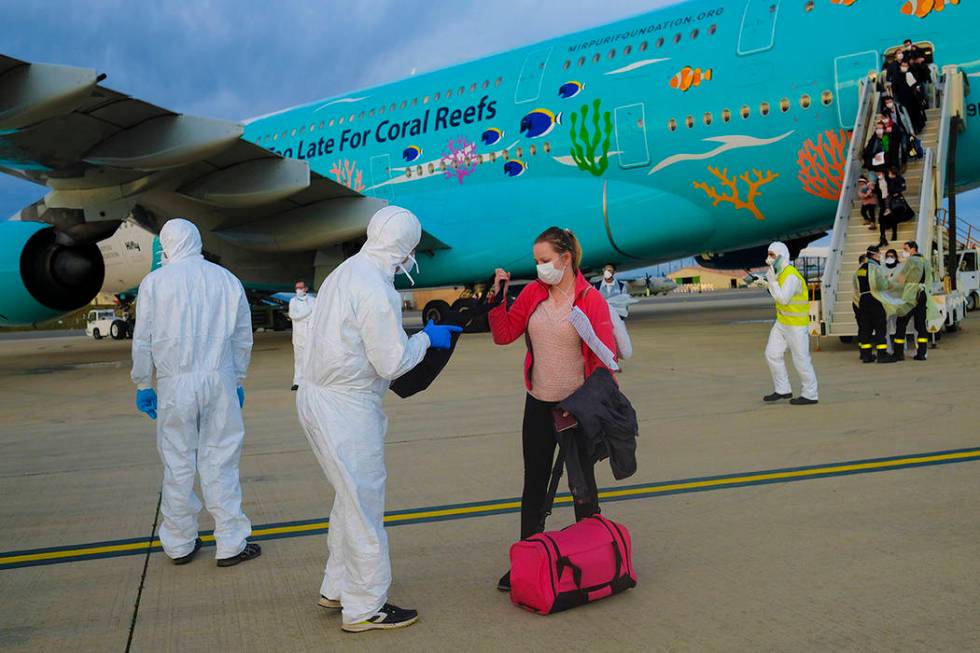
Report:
481,128,504,146
558,81,585,99
520,109,562,139
402,145,423,162
503,160,527,177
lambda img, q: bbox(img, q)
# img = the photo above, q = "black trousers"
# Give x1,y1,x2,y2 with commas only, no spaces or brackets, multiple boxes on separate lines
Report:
520,393,599,540
858,294,887,360
861,204,877,223
895,291,928,355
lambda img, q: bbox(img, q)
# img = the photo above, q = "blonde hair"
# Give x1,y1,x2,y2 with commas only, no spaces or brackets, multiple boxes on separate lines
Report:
535,226,583,272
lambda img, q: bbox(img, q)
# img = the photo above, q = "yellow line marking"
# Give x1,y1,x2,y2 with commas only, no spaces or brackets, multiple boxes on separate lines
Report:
2,449,977,567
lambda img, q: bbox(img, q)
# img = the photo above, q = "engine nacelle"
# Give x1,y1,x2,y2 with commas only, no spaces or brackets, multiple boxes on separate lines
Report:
0,221,105,326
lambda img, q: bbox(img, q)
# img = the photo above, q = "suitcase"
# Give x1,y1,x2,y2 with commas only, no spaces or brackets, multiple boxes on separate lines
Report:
508,452,637,614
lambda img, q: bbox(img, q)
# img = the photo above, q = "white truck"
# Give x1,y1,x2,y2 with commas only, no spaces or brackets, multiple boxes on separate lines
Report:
85,309,132,340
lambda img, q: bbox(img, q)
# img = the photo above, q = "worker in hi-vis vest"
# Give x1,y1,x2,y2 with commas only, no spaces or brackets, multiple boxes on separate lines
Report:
763,241,819,405
853,245,898,364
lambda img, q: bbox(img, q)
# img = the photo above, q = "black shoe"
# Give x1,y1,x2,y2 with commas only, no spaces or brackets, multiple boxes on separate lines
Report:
497,571,511,592
790,397,818,405
862,356,875,363
877,354,897,363
291,384,299,391
879,237,888,247
171,538,202,565
913,354,927,361
763,392,792,402
217,542,261,567
342,603,419,632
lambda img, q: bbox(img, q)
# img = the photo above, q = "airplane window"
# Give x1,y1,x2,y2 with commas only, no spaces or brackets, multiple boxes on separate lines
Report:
516,147,523,158
273,133,278,141
400,101,407,109
563,60,571,70
673,33,682,44
406,167,412,178
641,41,649,51
655,37,664,48
577,56,586,67
685,115,694,129
434,92,441,101
458,86,465,95
703,112,712,126
282,131,288,139
470,83,477,93
530,144,537,156
722,108,732,122
805,0,814,11
390,103,396,112
709,24,718,35
440,162,446,171
309,124,315,132
667,118,677,132
379,105,385,114
291,128,297,136
490,152,497,162
349,113,356,122
482,80,489,89
623,45,632,56
691,29,699,40
760,102,770,116
329,119,335,126
423,96,429,104
428,162,435,173
359,111,365,119
369,109,375,117
319,121,325,129
416,165,423,176
300,126,306,134
779,98,790,112
543,142,551,154
338,117,344,124
503,149,510,160
412,98,418,106
592,53,601,63
496,77,503,86
446,89,453,98
821,90,834,105
740,105,750,119
608,49,616,59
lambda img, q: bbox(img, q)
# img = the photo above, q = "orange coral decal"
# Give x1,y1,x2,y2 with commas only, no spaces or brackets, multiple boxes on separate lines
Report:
692,167,779,221
901,0,959,17
830,0,858,5
797,129,852,201
329,159,365,192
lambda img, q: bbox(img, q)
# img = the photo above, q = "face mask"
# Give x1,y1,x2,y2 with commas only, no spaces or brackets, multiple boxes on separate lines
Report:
603,270,613,280
886,102,894,109
876,129,884,137
765,255,777,267
901,250,910,259
296,288,307,297
396,252,418,286
896,53,904,61
536,260,566,285
901,66,909,73
885,257,896,266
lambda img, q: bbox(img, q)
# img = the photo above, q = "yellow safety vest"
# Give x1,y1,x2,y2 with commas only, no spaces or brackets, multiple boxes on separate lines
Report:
775,265,810,327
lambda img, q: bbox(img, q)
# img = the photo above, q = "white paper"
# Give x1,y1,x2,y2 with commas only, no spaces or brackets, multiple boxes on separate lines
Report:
567,306,620,372
873,152,885,167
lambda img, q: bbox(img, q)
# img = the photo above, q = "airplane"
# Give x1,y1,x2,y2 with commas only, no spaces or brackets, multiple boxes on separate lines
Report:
2,0,979,327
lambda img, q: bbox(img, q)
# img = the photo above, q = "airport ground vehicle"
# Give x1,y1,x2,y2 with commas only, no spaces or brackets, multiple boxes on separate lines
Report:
85,308,132,340
958,247,979,311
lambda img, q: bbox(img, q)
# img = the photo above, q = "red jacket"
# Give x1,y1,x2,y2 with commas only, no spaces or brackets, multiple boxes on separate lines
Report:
489,271,617,392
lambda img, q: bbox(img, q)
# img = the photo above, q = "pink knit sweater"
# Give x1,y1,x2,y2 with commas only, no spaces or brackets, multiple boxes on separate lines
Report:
526,301,585,402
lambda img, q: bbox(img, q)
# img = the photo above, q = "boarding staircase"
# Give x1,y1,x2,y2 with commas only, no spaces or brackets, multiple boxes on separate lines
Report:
816,65,968,337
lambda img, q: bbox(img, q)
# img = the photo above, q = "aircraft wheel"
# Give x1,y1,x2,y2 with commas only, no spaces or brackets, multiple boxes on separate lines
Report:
422,300,451,325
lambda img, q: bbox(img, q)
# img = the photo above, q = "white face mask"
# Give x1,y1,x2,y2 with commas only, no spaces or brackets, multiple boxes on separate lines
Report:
536,260,566,285
885,257,896,265
603,270,613,280
876,129,884,137
396,252,418,286
296,288,307,297
765,255,777,267
901,250,910,259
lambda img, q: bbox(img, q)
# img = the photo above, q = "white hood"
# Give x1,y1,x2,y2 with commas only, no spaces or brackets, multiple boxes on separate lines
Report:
768,241,790,272
160,218,204,264
360,206,422,276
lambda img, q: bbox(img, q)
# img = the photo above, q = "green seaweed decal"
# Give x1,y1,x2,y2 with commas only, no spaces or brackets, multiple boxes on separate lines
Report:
569,98,613,177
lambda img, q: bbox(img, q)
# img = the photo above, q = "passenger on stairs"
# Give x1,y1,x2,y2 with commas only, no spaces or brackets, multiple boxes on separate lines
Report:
853,246,896,364
858,175,878,230
864,125,891,175
893,59,927,133
879,167,911,247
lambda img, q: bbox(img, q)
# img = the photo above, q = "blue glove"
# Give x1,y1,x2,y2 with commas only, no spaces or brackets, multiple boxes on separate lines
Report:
237,386,245,408
422,320,464,350
136,388,157,420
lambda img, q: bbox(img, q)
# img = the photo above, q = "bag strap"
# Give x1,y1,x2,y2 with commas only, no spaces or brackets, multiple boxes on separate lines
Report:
538,449,565,533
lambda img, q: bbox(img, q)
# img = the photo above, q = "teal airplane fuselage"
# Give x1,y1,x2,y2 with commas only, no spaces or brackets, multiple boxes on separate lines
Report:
244,0,980,287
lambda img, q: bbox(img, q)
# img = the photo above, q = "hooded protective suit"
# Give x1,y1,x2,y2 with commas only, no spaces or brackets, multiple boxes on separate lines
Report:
288,291,314,385
131,218,254,560
764,241,818,400
296,206,430,625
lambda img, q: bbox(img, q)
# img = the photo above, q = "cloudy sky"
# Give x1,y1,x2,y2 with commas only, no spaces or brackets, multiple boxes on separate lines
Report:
2,0,977,237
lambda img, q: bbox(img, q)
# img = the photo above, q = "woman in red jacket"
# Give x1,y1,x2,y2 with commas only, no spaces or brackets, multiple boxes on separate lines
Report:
489,227,617,591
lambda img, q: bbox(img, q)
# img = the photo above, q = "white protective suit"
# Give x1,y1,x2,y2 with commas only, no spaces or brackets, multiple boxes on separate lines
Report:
765,241,819,401
296,206,431,625
288,292,314,385
131,219,253,560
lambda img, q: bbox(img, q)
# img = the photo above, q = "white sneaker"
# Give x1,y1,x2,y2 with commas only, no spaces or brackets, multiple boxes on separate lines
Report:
318,595,342,610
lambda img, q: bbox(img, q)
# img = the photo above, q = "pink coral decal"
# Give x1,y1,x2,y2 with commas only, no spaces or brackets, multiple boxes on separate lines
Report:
441,136,479,184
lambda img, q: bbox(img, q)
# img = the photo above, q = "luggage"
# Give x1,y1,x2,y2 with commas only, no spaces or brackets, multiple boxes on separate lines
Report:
508,452,637,614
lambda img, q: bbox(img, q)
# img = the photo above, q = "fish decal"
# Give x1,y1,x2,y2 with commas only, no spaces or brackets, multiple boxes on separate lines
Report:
669,66,713,92
402,145,423,162
481,128,504,146
558,81,585,99
503,160,527,177
520,109,562,139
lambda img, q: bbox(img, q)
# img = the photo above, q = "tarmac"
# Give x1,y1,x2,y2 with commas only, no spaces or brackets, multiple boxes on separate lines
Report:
1,290,978,652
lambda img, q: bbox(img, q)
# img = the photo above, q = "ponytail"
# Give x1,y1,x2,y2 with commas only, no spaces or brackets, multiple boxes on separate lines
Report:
535,226,583,273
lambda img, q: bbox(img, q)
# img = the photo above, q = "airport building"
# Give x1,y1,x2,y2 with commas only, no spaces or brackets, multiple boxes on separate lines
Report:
667,266,747,292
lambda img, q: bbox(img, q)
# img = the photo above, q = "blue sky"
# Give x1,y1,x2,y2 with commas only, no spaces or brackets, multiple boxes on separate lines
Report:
2,0,977,243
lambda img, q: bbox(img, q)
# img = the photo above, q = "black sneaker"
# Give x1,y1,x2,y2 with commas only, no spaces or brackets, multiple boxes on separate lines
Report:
763,392,792,402
789,397,818,405
497,571,511,592
291,384,299,391
217,542,261,567
171,538,202,565
341,603,418,633
913,354,927,361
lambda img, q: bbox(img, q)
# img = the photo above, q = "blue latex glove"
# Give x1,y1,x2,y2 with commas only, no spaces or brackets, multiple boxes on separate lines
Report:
237,386,245,408
136,388,158,420
422,320,464,350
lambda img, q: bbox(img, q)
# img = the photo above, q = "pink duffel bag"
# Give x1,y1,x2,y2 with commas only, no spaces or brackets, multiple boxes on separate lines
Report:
509,514,637,614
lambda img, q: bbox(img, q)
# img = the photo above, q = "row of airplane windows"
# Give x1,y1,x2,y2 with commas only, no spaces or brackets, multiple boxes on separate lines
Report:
258,78,505,144
561,23,718,70
402,142,552,178
667,90,835,131
258,21,721,145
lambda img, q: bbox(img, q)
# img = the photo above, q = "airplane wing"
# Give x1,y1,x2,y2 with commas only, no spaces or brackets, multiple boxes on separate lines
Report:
0,53,381,247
